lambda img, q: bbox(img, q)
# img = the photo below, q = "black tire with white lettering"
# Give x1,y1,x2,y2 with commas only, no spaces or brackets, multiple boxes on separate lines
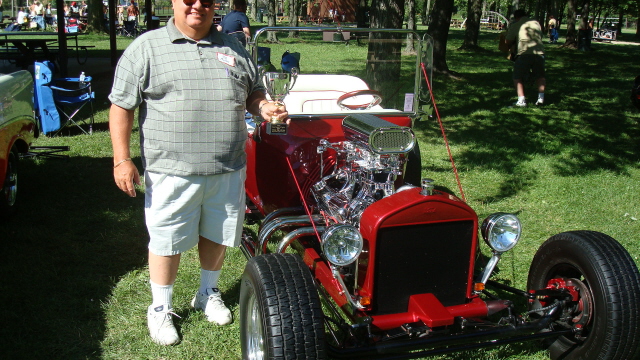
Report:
240,253,326,360
528,231,640,360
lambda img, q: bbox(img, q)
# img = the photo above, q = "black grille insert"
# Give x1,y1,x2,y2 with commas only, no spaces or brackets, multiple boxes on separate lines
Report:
372,221,475,315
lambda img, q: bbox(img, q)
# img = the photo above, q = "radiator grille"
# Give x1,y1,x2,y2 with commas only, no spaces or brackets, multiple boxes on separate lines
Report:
372,221,475,315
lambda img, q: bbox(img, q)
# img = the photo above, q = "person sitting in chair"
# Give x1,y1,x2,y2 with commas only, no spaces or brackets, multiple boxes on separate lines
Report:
217,0,251,46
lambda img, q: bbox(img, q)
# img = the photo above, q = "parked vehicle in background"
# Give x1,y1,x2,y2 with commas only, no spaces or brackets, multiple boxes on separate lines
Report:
0,70,38,216
238,27,640,360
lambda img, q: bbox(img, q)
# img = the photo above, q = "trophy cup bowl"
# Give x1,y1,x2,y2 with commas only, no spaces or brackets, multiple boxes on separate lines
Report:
260,67,298,135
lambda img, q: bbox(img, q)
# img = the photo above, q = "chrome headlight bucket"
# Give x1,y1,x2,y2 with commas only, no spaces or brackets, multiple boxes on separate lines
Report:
321,224,364,266
481,213,522,253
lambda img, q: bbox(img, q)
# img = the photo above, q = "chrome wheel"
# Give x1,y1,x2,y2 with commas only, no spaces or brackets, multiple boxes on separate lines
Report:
245,290,264,360
240,254,327,360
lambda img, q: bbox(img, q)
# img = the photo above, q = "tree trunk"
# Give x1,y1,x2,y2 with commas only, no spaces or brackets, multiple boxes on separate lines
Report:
288,0,299,37
267,0,278,42
535,0,545,24
367,0,404,107
577,0,591,50
87,0,106,33
512,0,522,11
250,0,258,21
356,0,368,27
636,8,640,39
459,0,482,50
580,0,590,30
616,8,623,37
421,0,431,25
406,0,416,52
556,0,566,29
564,0,578,48
426,0,454,73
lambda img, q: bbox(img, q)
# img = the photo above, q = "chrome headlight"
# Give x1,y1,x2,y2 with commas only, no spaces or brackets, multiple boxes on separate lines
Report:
481,213,522,253
321,225,363,266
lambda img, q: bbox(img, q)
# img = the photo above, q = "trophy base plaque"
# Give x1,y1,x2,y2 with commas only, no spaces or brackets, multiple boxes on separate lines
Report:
266,122,288,135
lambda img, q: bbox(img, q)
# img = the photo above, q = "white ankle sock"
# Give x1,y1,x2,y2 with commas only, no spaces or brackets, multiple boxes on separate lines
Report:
199,269,221,295
538,93,544,101
150,280,173,308
517,96,525,103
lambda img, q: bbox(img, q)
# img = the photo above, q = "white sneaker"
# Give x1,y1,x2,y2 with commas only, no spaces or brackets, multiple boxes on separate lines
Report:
147,304,180,345
191,288,232,325
512,100,527,107
535,98,544,106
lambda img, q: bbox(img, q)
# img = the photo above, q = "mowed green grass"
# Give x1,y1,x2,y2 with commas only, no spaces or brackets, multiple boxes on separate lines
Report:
0,27,639,359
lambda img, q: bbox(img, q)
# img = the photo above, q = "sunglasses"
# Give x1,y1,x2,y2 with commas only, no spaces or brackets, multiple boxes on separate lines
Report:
182,0,214,8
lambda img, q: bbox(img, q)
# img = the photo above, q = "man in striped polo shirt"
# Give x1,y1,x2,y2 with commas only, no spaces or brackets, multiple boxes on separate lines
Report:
108,0,287,346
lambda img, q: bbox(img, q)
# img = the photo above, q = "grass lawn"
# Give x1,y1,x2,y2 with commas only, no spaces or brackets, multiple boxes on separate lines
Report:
1,27,639,359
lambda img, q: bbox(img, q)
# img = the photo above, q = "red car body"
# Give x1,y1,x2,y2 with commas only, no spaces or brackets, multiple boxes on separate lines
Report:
237,27,640,360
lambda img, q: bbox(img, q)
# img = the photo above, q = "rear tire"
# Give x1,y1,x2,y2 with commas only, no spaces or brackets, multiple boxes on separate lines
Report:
527,231,640,360
0,147,19,216
240,253,326,360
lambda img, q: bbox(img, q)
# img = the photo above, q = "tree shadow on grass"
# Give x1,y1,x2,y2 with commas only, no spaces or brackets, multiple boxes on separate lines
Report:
416,37,640,203
0,155,147,358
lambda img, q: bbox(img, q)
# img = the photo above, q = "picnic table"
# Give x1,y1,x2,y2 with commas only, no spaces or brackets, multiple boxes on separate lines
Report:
0,32,90,69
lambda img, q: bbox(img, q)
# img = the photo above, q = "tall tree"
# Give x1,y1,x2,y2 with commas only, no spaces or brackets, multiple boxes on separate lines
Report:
406,0,417,52
367,0,405,106
616,6,624,36
250,0,258,21
426,0,455,73
577,0,590,50
535,0,546,23
636,2,640,39
266,0,278,42
357,0,368,27
87,0,106,33
288,0,300,37
564,0,578,47
421,0,432,25
459,0,482,50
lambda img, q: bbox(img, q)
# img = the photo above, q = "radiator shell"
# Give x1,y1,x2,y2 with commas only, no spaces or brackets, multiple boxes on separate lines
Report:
357,187,479,315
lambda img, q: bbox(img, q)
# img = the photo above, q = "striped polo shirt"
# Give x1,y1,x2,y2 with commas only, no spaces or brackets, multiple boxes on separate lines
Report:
109,18,264,176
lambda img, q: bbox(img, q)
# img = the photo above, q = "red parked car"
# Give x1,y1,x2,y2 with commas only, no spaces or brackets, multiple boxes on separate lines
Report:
0,70,38,216
239,27,640,360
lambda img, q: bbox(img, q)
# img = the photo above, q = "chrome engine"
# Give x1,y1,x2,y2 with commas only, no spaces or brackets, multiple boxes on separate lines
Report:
311,114,416,226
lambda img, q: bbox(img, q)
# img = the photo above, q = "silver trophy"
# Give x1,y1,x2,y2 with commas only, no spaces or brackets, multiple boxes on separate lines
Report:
260,67,298,135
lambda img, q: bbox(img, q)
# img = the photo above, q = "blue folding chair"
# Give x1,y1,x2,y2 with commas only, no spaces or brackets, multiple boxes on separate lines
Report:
50,76,95,135
34,61,61,135
34,61,95,135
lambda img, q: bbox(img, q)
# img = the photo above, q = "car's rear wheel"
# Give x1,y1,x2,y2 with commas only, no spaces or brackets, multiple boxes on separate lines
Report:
0,146,19,216
527,231,640,360
240,253,326,360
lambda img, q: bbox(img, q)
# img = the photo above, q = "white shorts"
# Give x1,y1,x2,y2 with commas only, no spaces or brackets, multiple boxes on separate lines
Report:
144,168,246,256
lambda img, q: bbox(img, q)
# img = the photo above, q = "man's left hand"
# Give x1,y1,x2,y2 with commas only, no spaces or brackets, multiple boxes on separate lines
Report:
260,101,289,124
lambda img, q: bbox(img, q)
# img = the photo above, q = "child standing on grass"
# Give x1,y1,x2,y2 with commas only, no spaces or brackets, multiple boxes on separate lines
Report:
549,24,559,43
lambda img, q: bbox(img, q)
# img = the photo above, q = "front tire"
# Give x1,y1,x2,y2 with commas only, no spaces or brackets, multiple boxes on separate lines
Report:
527,231,640,360
240,253,326,360
0,147,19,216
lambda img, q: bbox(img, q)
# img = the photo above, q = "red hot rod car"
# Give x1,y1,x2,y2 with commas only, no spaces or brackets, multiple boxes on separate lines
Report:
238,27,640,360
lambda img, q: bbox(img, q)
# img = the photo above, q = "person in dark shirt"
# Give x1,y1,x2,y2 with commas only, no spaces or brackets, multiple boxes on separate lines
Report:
217,0,250,46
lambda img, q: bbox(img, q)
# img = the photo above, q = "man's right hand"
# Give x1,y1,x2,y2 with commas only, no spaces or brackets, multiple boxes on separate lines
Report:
113,160,140,197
